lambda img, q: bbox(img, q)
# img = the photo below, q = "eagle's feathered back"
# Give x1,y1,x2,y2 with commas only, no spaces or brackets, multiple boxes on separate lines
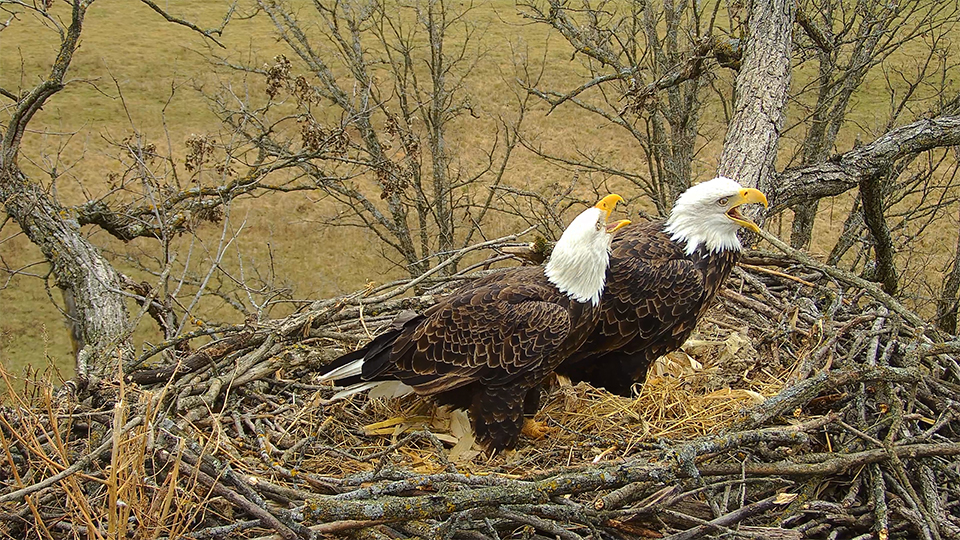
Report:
317,197,630,452
557,177,767,396
557,221,738,395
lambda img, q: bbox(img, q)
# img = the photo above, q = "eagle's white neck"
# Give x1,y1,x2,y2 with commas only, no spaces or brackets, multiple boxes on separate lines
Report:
664,213,742,256
664,177,745,256
545,208,613,306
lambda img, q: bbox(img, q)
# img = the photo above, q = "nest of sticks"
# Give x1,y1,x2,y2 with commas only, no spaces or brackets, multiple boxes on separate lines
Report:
2,229,960,539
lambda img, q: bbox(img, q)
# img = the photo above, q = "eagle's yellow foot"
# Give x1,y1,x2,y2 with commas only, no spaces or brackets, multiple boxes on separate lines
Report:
521,418,551,439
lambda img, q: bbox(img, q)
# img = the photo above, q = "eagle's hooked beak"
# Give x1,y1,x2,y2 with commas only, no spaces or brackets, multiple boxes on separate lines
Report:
594,194,625,218
725,188,767,234
594,194,631,233
606,219,631,233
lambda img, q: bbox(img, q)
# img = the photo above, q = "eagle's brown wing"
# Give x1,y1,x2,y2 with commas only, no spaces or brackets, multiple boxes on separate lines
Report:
353,267,592,452
389,278,573,393
559,221,731,395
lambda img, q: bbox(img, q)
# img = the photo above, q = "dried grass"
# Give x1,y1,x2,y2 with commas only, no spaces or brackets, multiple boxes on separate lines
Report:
3,250,960,539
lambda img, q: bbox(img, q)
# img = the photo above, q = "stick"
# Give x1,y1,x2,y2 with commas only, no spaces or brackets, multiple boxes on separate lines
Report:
0,417,143,504
755,228,927,328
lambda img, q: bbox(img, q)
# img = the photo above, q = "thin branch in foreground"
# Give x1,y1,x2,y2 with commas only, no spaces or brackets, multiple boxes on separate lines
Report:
138,0,228,48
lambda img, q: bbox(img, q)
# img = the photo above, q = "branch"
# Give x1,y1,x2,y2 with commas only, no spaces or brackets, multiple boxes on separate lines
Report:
0,87,17,102
661,493,798,540
138,0,227,48
795,6,833,53
1,0,83,165
859,171,899,294
696,442,960,477
770,115,960,211
302,421,823,523
621,38,718,114
754,227,925,328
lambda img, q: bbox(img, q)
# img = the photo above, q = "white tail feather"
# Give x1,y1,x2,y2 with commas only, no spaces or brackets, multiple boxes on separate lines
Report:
367,381,415,400
331,381,414,401
318,358,364,382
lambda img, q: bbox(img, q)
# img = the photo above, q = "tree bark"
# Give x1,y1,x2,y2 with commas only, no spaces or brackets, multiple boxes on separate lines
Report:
936,207,960,333
1,171,132,378
769,116,960,212
858,172,898,294
826,195,864,266
790,203,820,250
717,0,794,194
0,1,132,378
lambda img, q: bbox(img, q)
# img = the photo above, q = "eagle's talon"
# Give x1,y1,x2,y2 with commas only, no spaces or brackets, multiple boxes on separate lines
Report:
521,419,552,439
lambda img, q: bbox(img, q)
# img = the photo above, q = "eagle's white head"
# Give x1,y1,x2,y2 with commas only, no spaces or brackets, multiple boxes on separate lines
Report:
664,176,768,256
546,194,631,306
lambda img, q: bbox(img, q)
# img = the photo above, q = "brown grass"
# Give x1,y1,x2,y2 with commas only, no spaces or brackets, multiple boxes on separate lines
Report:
2,0,959,379
1,252,957,538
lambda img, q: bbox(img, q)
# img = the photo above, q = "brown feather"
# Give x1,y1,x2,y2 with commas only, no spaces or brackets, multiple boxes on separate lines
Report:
558,220,738,396
324,266,601,453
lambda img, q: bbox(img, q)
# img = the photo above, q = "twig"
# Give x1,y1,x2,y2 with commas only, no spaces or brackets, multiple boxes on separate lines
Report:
157,447,300,540
360,226,538,305
661,493,797,540
756,228,928,329
0,417,143,504
498,509,585,540
739,262,817,287
138,0,227,47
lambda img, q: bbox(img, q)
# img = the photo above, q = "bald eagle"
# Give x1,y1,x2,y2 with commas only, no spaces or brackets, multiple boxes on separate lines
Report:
557,177,768,396
318,195,631,452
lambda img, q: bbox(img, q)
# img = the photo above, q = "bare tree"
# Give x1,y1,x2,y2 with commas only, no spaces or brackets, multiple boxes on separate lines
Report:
938,201,960,333
1,0,531,378
1,1,137,380
0,1,333,378
521,0,960,325
787,0,959,249
210,0,522,278
517,0,741,214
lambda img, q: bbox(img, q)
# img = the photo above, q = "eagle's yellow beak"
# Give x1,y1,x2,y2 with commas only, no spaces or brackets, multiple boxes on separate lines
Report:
594,194,630,233
726,188,767,233
606,219,631,233
594,194,625,218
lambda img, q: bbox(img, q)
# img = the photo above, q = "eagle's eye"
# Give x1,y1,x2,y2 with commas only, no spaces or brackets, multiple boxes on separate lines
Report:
717,197,729,206
595,220,603,231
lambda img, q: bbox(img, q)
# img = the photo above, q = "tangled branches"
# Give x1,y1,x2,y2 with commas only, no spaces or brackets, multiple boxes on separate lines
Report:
2,232,960,539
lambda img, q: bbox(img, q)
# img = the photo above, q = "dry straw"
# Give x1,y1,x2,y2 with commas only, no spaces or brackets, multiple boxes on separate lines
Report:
3,244,960,539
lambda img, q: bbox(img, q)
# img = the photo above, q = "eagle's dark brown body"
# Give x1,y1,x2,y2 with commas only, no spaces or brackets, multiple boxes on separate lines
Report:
558,220,739,396
323,266,600,452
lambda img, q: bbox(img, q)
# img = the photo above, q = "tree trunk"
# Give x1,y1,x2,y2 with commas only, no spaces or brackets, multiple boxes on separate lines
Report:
858,172,898,294
790,202,819,249
1,170,132,379
826,195,864,267
0,1,132,379
717,0,793,195
937,209,960,334
426,0,455,271
789,2,895,249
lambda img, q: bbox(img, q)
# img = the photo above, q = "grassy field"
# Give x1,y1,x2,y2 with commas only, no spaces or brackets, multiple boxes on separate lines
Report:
0,0,605,374
1,0,957,376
